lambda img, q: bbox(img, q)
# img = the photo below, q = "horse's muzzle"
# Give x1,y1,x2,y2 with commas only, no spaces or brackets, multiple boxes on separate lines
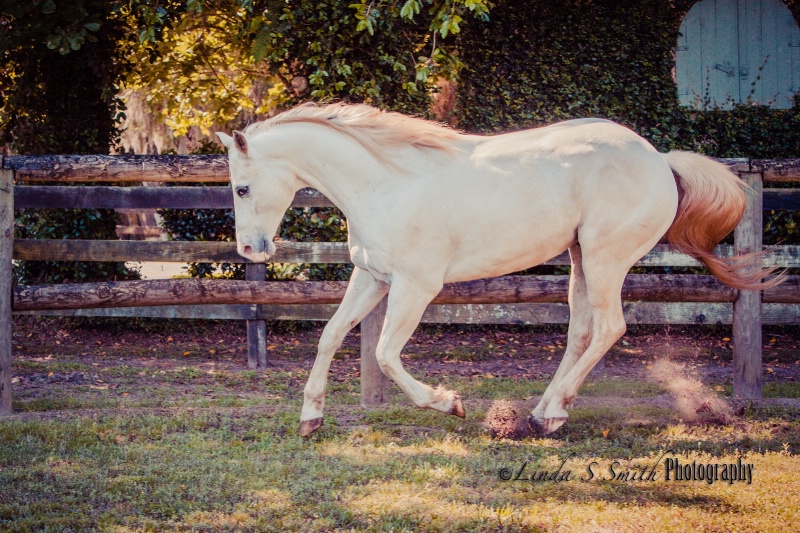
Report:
239,239,275,263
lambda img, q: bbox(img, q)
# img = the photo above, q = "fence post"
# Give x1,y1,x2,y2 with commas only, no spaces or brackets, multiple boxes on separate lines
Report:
732,171,763,399
360,295,388,406
245,263,268,369
1,163,14,414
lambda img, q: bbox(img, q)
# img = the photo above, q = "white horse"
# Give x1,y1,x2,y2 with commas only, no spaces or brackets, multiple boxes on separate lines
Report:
217,103,779,437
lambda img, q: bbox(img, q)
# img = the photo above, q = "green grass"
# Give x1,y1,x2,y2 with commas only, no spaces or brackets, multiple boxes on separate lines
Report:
2,367,799,531
13,360,92,373
714,381,800,398
2,403,798,531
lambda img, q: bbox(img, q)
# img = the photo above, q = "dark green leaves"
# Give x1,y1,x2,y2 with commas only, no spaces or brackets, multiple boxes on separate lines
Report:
251,26,270,63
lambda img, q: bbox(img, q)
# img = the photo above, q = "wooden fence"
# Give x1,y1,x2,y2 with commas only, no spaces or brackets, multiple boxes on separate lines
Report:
1,155,799,414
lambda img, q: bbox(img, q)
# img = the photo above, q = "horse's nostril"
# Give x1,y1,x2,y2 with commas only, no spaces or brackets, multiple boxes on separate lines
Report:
244,245,253,255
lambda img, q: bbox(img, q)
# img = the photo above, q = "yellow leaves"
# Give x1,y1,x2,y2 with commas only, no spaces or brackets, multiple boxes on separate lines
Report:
123,8,275,139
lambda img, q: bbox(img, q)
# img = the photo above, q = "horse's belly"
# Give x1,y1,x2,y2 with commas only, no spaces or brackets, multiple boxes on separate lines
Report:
423,173,581,282
443,218,578,283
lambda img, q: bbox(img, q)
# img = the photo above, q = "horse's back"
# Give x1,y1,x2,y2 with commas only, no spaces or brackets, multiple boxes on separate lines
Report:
472,118,659,163
435,119,677,282
469,118,675,208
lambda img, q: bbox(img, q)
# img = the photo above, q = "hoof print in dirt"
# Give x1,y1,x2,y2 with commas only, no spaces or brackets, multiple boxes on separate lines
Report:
485,400,534,440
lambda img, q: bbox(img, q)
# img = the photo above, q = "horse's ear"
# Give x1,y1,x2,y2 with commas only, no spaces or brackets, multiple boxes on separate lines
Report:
233,131,249,156
216,132,233,151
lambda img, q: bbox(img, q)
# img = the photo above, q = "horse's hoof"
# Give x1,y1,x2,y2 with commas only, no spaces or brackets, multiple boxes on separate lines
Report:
450,396,466,418
527,414,546,436
527,414,567,435
299,417,324,437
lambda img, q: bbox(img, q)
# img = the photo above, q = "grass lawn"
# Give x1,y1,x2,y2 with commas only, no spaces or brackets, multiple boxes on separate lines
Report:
2,320,799,531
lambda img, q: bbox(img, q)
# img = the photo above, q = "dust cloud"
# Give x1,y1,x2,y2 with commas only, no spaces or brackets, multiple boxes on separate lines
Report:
649,359,734,424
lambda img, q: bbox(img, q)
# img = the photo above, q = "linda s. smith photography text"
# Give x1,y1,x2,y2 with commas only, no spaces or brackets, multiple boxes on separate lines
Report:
499,451,754,486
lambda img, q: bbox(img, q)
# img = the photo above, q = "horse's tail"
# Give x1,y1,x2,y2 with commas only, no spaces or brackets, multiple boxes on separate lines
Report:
663,150,783,290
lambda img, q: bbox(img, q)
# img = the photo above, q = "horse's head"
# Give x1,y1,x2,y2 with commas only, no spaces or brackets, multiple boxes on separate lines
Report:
217,130,300,263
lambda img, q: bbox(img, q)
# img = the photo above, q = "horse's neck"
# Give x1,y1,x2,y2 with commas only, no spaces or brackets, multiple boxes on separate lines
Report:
288,126,409,221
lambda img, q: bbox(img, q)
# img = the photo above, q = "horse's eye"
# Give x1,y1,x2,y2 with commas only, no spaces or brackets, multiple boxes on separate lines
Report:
236,186,249,198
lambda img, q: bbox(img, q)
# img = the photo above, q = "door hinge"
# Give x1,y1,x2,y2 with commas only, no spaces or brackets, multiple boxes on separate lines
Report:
714,63,736,77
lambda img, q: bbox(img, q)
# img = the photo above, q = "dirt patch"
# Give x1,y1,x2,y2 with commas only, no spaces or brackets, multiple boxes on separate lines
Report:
485,400,534,440
9,316,800,412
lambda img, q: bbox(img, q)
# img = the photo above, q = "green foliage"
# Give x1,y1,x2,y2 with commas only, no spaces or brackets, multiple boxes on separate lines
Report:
273,207,352,281
121,1,277,137
0,1,131,152
117,0,492,139
455,1,688,139
159,207,239,279
160,204,351,280
455,0,800,245
13,208,133,285
119,0,480,278
1,1,139,285
675,97,800,159
221,0,436,110
139,0,494,280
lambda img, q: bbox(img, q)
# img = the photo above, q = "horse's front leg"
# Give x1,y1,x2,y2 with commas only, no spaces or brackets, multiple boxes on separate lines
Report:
374,277,465,417
299,267,388,437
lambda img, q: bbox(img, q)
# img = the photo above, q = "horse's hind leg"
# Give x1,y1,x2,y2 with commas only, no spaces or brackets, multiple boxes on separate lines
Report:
374,277,465,417
530,244,593,424
528,256,629,435
300,266,388,436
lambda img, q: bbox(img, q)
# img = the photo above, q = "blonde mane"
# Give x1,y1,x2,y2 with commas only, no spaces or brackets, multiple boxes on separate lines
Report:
244,103,462,162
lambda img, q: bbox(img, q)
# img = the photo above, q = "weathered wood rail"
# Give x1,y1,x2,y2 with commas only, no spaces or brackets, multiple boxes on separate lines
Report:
1,155,799,414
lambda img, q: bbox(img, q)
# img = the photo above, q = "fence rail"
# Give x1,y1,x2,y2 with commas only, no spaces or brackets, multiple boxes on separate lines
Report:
11,275,800,312
1,155,799,414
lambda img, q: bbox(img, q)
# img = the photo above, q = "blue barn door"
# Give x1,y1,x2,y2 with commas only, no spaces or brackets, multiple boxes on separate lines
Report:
676,0,800,109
